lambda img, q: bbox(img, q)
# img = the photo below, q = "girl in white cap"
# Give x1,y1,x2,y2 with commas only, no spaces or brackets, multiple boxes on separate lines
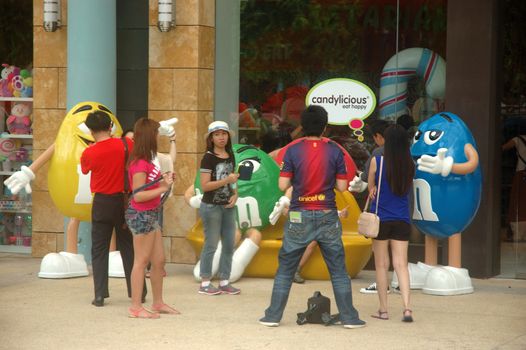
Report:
198,121,241,295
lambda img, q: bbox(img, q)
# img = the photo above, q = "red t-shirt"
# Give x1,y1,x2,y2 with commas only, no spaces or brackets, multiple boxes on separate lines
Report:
128,159,161,211
80,137,133,194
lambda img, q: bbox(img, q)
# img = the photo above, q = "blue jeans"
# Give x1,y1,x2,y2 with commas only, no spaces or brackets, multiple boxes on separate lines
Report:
263,210,361,324
199,203,236,280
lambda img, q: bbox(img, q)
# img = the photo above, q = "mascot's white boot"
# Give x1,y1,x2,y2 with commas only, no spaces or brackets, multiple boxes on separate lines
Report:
38,251,89,279
229,239,260,283
391,262,434,289
422,266,474,296
108,251,125,278
193,242,222,282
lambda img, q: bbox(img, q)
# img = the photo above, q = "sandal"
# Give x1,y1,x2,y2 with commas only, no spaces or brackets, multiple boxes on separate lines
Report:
371,310,389,320
402,309,413,323
128,307,160,319
151,303,181,315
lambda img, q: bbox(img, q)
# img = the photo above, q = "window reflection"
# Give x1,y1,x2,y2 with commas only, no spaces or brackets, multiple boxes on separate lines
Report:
238,0,446,154
236,0,447,245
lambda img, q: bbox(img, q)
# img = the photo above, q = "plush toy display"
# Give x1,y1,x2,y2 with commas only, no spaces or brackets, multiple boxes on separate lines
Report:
0,64,18,97
0,64,33,98
18,69,33,98
7,102,32,134
0,138,16,161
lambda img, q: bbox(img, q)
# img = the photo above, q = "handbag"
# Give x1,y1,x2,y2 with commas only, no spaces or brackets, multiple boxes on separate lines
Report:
357,156,383,238
296,291,340,326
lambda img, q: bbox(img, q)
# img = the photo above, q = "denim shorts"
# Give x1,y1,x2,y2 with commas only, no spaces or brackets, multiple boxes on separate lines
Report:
125,206,160,235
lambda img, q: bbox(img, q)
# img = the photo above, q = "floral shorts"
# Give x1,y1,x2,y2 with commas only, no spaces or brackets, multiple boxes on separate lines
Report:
125,206,161,235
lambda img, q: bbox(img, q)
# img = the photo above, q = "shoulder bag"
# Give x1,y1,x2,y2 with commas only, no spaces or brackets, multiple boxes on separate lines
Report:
357,156,384,238
121,137,131,210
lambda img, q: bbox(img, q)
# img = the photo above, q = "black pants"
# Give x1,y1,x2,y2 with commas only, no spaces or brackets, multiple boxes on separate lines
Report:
91,193,146,299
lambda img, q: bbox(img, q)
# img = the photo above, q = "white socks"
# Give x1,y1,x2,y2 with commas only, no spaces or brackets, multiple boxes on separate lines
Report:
201,280,211,287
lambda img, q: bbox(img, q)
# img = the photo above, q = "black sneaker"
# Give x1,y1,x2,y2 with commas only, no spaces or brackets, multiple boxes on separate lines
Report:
344,319,366,329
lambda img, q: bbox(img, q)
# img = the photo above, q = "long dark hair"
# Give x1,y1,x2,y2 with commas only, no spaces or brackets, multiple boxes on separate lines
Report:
130,118,160,163
383,124,415,196
206,131,234,160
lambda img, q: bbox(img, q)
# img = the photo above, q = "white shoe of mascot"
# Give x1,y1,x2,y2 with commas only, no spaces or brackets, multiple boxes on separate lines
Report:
108,251,125,278
38,251,89,279
422,266,474,296
391,261,435,290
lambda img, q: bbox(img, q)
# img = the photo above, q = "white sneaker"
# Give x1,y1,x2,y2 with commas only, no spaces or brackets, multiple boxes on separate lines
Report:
259,318,280,327
359,282,391,294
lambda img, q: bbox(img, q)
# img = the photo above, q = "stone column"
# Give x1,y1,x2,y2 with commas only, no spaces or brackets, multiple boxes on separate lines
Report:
65,0,117,262
148,0,215,263
445,0,501,277
31,0,68,257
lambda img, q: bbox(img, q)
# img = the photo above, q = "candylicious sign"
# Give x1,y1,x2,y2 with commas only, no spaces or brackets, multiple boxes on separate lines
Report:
306,78,376,141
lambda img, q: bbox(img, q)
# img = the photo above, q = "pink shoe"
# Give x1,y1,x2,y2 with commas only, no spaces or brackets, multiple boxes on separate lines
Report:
151,303,180,315
128,307,160,319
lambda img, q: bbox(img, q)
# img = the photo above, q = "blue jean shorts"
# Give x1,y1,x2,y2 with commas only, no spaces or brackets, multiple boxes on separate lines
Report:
125,206,160,235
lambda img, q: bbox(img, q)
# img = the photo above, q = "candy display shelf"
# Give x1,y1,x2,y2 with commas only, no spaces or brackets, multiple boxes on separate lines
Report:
0,97,33,253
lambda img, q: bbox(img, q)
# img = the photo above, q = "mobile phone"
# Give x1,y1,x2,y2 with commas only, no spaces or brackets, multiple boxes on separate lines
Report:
238,163,254,181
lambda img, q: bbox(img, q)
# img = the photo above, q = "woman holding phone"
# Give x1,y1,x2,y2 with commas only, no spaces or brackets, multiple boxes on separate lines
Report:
197,121,241,295
125,118,179,318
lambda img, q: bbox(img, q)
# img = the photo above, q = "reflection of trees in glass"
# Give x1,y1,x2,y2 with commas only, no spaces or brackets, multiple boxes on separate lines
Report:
502,0,526,104
240,1,361,89
0,0,33,67
238,0,448,147
239,1,448,105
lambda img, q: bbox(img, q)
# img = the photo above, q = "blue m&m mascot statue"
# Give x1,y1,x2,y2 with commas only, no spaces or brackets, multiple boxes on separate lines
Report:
410,112,482,295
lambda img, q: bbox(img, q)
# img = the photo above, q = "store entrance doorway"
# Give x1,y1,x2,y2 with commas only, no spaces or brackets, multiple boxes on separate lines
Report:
500,111,526,279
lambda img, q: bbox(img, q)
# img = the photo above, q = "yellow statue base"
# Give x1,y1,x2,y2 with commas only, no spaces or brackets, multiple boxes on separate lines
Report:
186,191,372,280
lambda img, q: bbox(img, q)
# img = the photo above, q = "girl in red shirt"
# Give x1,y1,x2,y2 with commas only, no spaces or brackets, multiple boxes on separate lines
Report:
125,118,179,318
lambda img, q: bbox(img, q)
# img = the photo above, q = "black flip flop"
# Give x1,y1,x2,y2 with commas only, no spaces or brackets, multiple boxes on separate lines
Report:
402,309,413,322
371,310,389,320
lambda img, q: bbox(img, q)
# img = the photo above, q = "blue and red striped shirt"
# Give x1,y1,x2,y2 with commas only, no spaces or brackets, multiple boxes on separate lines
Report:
280,138,347,210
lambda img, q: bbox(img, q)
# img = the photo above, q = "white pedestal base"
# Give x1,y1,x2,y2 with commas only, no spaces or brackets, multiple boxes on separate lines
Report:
108,251,125,278
422,266,474,296
38,252,89,279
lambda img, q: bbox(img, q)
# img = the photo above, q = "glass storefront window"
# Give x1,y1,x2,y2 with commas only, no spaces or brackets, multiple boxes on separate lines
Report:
216,0,447,245
235,0,446,159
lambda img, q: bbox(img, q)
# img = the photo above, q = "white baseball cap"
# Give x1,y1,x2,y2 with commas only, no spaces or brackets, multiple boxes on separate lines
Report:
205,121,234,139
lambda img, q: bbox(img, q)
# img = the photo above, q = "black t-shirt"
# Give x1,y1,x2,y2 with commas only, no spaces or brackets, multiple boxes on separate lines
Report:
200,151,235,205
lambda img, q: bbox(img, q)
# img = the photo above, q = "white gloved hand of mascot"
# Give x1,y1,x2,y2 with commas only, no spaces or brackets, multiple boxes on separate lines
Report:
158,117,178,138
269,196,291,225
417,148,454,177
189,188,203,209
348,173,368,193
4,165,35,194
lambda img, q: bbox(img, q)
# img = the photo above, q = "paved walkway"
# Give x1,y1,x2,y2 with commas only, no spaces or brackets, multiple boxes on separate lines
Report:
1,253,525,350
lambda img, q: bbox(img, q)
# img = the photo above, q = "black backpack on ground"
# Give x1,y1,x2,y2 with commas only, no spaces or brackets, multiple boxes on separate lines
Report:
296,291,340,326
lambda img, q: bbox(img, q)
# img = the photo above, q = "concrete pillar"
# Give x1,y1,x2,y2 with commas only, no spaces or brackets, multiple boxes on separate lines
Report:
445,0,501,277
66,0,117,262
